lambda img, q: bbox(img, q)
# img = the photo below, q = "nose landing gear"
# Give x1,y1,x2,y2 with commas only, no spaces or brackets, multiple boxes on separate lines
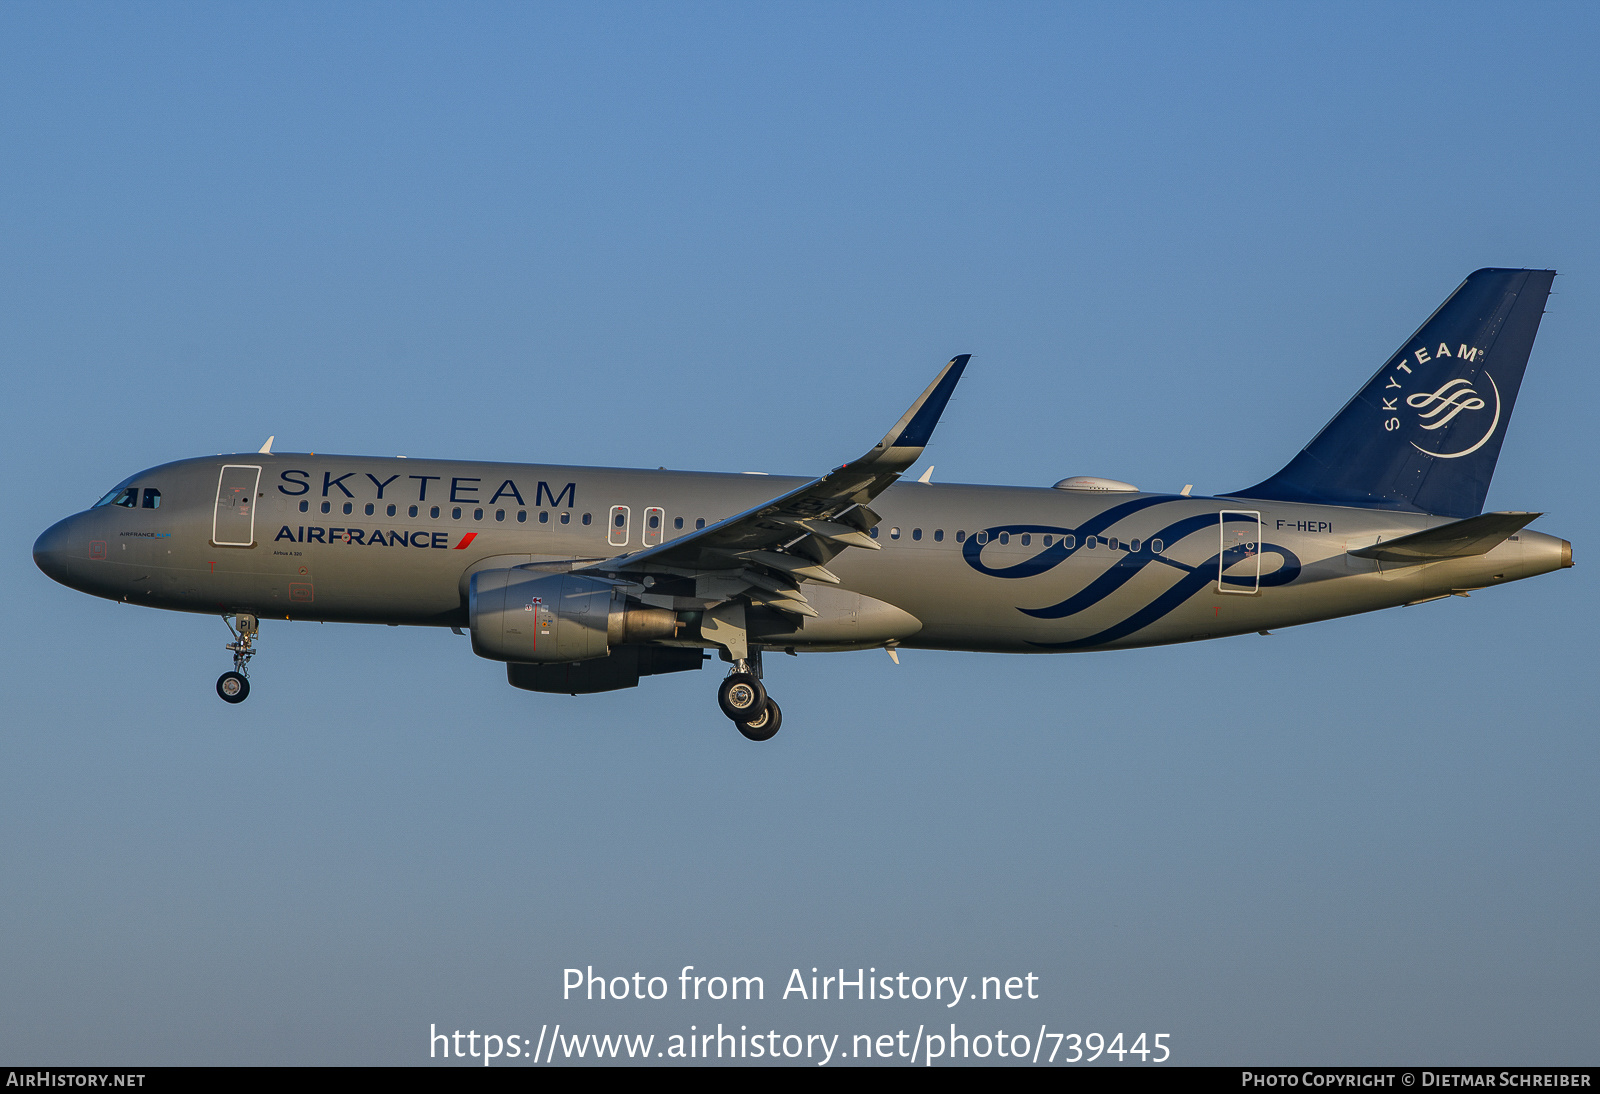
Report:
217,613,258,704
717,650,782,741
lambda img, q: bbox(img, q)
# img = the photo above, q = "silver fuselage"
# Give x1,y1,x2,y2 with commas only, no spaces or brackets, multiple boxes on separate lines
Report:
33,453,1572,653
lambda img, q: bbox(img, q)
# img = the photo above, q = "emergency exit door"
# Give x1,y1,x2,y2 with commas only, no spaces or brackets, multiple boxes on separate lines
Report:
642,507,665,546
1218,510,1261,594
213,465,262,547
608,505,630,547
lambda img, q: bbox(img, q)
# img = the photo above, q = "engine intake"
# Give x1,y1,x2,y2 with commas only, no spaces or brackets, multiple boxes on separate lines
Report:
468,569,677,663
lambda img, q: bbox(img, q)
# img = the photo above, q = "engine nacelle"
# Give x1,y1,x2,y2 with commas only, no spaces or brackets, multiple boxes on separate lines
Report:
468,569,677,663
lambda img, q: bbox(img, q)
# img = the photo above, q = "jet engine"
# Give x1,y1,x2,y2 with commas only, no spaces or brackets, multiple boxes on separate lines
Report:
468,569,677,663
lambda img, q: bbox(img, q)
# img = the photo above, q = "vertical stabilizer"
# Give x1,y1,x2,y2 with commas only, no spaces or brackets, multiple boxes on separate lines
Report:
1229,268,1554,519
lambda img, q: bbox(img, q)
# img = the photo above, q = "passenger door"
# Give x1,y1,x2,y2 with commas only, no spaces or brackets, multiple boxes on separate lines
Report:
1218,510,1261,594
213,465,262,547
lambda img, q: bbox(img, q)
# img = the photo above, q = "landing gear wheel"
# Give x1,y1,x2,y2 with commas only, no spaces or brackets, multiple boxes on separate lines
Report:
737,698,782,742
216,671,250,704
717,673,767,722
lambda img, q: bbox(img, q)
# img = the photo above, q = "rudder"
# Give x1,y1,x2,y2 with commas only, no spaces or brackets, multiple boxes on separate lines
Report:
1229,268,1554,519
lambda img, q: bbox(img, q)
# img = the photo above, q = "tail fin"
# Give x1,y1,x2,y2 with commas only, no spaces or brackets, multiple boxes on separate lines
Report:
1229,268,1554,519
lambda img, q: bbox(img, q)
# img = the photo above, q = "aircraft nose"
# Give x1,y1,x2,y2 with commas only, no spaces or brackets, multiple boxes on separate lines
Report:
33,517,77,586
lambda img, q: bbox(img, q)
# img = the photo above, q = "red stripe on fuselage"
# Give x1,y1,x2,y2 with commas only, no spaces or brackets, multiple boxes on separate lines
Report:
454,532,477,549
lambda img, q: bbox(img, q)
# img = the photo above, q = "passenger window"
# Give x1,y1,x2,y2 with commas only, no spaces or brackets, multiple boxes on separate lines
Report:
583,513,593,525
998,532,1009,545
956,530,965,542
142,488,161,509
1151,538,1164,554
540,511,549,523
1042,534,1052,546
300,500,310,513
1085,537,1096,549
870,527,879,539
975,531,987,544
889,527,900,540
1064,535,1076,549
321,501,331,514
1108,537,1119,551
560,512,570,524
1020,533,1030,546
934,529,944,542
430,506,440,519
451,507,462,519
675,517,684,529
695,518,705,529
495,509,505,522
517,511,527,523
387,504,396,517
408,505,418,517
912,528,922,541
474,508,483,521
648,513,660,529
365,503,374,516
343,502,353,515
1130,539,1141,552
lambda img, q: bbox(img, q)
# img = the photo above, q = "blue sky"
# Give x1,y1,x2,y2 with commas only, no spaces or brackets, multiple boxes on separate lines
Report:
3,2,1597,1065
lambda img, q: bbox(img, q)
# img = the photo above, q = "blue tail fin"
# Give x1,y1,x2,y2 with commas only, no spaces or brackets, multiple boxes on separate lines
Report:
1229,268,1554,519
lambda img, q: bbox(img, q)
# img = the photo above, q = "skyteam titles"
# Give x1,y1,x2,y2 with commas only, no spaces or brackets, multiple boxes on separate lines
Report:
275,468,577,507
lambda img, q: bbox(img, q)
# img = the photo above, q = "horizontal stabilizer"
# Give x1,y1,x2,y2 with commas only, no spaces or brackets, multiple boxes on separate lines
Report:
1348,511,1540,563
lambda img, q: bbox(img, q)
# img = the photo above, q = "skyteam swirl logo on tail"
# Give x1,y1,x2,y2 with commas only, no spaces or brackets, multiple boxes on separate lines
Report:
961,497,1302,649
1374,342,1501,461
1406,373,1501,459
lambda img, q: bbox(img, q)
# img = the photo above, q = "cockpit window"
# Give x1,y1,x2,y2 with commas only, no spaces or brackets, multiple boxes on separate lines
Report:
92,479,161,510
93,482,135,507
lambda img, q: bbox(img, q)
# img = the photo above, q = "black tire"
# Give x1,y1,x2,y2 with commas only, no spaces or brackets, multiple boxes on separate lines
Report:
737,698,782,742
717,673,767,721
216,671,250,704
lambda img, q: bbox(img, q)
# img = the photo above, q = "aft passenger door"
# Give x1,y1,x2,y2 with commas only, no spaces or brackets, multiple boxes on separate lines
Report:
1218,510,1261,594
213,465,262,547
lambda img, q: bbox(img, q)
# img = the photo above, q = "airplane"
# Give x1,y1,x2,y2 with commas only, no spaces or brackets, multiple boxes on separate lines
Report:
33,268,1572,741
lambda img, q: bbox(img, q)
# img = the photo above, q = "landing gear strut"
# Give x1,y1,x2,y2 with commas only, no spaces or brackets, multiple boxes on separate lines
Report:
717,649,782,741
217,613,258,704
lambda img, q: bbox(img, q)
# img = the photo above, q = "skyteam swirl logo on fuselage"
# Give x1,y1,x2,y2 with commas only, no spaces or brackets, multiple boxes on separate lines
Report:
961,496,1302,649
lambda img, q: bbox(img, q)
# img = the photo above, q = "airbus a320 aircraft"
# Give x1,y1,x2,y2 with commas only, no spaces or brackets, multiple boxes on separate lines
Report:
34,269,1572,740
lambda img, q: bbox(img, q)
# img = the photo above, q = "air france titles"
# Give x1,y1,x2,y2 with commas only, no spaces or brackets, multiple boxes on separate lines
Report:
275,526,476,549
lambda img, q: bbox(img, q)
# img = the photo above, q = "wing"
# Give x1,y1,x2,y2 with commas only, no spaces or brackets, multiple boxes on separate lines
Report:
585,354,970,618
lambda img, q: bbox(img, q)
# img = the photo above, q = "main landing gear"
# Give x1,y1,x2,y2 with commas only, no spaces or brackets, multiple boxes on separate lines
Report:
717,650,782,742
217,613,258,704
